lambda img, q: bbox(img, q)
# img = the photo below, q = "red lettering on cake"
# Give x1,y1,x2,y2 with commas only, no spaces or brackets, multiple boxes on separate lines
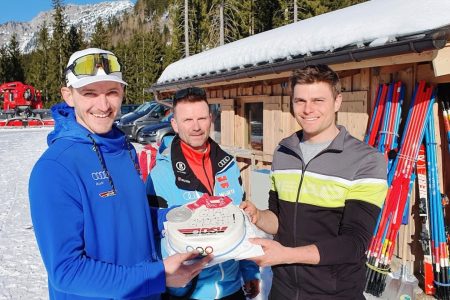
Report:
178,226,228,235
186,194,232,210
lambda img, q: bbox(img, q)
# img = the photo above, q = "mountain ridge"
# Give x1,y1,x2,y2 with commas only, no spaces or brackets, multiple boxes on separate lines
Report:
0,0,134,53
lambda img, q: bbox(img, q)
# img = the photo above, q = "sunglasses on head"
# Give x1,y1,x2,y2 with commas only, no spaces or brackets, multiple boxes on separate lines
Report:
65,53,121,77
173,87,206,102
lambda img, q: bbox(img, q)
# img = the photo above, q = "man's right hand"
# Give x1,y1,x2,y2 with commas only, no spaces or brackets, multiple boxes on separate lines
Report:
240,200,260,224
163,251,212,288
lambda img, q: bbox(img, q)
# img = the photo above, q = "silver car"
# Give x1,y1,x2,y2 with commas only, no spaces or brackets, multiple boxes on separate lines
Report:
136,114,174,145
117,101,172,141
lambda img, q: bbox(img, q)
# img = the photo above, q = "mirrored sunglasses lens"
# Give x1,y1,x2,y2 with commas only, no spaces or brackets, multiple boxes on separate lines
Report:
174,87,205,101
106,54,121,73
73,55,96,76
71,54,121,76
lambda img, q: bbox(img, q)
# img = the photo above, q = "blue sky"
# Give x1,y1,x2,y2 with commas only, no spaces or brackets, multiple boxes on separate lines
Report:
0,0,137,24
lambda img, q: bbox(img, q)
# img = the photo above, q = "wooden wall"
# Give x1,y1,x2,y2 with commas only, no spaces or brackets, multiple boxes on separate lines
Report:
202,61,450,279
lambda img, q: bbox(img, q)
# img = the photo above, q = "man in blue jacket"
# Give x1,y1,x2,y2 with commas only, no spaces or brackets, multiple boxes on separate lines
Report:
146,87,260,300
28,48,211,300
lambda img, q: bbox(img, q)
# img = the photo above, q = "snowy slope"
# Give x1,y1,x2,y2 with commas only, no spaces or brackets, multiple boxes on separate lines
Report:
0,128,51,299
0,127,275,300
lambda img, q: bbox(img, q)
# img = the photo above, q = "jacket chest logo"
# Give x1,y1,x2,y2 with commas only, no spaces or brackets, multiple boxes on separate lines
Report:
176,161,186,172
91,171,108,180
217,156,231,168
217,175,229,189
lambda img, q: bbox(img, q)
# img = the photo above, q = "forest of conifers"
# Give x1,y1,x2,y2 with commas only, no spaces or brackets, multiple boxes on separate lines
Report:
0,0,365,106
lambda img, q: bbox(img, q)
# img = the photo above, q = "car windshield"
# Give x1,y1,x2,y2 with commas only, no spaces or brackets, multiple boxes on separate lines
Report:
135,102,155,114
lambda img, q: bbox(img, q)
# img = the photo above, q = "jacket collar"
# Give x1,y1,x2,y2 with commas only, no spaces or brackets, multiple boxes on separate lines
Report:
170,135,233,193
48,102,127,154
279,125,347,157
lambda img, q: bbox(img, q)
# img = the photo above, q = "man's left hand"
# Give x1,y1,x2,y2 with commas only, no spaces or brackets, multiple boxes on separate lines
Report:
243,279,260,299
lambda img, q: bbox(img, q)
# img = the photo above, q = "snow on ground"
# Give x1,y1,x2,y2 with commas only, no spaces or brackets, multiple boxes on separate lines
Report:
1,127,426,300
0,127,51,299
0,127,272,300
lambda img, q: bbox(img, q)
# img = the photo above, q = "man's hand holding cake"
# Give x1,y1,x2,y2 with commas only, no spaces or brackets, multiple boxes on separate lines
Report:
163,250,212,288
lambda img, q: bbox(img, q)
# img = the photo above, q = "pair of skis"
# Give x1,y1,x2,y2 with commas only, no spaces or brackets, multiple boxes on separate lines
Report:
365,80,435,296
441,99,450,153
419,104,450,299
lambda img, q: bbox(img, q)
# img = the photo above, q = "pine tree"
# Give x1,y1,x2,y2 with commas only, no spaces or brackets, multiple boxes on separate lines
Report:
164,0,184,64
90,18,110,49
206,0,246,46
32,23,52,103
47,0,69,106
0,47,10,83
4,34,25,82
67,25,85,54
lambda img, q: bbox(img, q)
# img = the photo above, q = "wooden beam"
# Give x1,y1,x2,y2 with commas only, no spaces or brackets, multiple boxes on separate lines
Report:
157,51,436,96
432,44,450,77
379,63,414,75
332,50,436,71
200,51,436,89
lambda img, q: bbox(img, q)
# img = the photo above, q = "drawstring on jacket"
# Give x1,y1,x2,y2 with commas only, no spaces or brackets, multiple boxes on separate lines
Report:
88,135,141,195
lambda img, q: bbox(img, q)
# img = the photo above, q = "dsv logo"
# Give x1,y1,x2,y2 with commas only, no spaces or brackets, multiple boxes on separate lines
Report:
91,171,109,181
217,156,231,168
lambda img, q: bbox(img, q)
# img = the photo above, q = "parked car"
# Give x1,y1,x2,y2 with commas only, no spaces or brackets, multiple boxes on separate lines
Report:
115,103,141,120
136,113,174,145
116,100,172,141
115,101,157,137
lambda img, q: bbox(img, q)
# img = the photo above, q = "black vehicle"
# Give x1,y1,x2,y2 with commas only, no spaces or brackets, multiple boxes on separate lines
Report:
116,100,172,141
136,113,174,145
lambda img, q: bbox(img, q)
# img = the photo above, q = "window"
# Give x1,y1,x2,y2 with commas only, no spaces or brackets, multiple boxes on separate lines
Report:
209,103,221,143
245,102,263,151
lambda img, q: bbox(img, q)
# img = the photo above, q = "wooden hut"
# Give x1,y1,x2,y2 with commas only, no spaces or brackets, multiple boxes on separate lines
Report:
151,1,450,292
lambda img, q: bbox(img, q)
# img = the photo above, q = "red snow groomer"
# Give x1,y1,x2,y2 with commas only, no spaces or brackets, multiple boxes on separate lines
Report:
0,81,54,127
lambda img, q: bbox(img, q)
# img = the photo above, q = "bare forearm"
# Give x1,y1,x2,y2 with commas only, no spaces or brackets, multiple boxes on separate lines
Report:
256,209,279,235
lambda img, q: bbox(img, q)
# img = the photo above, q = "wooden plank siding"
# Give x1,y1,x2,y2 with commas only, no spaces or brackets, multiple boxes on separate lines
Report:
337,91,369,141
154,43,450,287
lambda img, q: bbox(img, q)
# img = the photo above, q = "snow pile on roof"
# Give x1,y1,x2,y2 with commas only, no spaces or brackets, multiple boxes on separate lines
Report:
157,0,450,84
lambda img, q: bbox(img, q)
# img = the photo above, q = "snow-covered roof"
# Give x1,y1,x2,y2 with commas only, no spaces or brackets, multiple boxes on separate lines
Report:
155,0,450,90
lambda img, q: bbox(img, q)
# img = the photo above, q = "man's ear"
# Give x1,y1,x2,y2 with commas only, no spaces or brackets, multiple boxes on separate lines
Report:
61,87,74,107
171,116,178,133
334,93,343,112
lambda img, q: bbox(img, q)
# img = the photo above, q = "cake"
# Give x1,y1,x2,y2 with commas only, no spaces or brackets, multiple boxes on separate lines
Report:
165,195,246,257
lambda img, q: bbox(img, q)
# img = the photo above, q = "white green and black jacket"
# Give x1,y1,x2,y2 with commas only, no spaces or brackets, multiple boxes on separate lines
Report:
269,126,388,300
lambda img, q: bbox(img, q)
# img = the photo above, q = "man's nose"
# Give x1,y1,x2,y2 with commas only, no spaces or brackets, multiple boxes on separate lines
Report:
97,94,110,110
192,120,201,130
303,101,313,113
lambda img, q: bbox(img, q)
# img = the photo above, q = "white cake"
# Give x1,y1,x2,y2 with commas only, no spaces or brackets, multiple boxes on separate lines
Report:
165,195,246,257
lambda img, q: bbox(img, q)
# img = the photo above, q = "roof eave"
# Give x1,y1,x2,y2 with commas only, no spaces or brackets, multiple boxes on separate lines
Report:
151,28,449,93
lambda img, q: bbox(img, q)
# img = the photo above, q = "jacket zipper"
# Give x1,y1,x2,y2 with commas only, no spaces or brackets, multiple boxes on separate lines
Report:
286,144,331,300
202,153,214,195
293,159,306,300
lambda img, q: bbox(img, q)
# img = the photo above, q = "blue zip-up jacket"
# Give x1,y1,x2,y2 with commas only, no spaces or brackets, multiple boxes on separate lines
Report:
29,103,166,300
146,135,260,299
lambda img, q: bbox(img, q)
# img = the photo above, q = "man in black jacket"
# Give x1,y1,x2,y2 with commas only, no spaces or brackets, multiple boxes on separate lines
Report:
241,64,388,300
